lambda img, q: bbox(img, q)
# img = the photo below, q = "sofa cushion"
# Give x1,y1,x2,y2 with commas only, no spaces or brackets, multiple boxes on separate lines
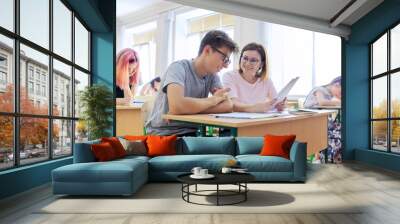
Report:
91,142,118,161
101,137,127,158
119,138,147,156
235,137,263,155
148,154,235,172
180,137,235,155
124,135,148,142
116,155,150,163
52,161,145,183
147,135,177,157
260,134,296,159
236,155,293,172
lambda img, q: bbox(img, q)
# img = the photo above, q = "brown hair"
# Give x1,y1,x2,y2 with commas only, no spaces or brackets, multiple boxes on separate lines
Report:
198,30,238,56
238,42,268,80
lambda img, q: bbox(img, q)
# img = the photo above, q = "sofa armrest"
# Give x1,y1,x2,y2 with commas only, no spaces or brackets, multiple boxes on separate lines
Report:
289,141,307,182
73,140,100,163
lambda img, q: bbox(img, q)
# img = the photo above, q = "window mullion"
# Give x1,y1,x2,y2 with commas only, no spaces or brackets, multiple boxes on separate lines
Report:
388,30,391,152
14,0,21,166
49,0,54,159
71,11,76,152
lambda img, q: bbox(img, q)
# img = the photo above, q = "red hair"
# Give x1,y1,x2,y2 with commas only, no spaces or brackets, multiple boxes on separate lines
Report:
116,48,140,90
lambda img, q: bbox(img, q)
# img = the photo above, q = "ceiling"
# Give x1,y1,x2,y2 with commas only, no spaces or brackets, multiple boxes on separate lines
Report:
117,0,384,37
117,0,180,25
117,0,163,18
223,0,384,26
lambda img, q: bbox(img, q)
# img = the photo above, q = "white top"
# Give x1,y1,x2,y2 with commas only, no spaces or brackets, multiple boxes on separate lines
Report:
222,70,277,104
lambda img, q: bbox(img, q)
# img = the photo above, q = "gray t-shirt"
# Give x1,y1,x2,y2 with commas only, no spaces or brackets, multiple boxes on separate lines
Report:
303,86,333,108
145,59,222,135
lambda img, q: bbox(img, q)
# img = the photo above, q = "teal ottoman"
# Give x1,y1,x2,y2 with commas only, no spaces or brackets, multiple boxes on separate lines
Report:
52,157,148,196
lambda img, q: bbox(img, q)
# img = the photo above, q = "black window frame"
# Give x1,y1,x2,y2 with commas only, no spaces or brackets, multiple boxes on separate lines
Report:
0,0,92,171
370,20,400,154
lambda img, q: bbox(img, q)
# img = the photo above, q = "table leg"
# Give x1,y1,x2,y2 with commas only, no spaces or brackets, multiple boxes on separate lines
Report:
217,184,219,206
199,125,206,136
245,183,247,201
187,184,190,202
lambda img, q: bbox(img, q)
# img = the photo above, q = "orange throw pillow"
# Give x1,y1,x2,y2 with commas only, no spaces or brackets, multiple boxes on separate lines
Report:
146,135,177,157
101,137,126,158
91,142,117,161
260,134,296,159
124,135,148,142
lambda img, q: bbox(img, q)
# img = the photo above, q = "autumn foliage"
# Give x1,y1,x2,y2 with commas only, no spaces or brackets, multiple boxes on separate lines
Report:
372,99,400,141
0,84,59,149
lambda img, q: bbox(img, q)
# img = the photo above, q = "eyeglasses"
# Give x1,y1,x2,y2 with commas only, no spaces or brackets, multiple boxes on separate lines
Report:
241,56,260,65
211,46,231,65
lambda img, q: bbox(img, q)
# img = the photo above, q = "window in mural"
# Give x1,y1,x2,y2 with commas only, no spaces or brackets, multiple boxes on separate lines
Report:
370,23,400,154
0,0,91,170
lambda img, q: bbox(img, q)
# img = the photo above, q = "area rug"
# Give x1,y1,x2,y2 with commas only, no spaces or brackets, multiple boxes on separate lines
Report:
38,183,361,214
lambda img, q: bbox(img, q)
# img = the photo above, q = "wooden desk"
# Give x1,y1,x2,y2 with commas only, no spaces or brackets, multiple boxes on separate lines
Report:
116,104,144,136
163,111,331,156
313,106,341,122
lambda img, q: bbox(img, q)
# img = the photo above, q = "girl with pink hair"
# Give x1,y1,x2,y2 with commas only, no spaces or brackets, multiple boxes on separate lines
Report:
116,48,140,100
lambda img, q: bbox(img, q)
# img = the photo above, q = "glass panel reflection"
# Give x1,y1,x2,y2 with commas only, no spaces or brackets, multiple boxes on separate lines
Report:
74,69,89,118
53,59,72,117
0,34,14,113
0,0,14,31
391,120,400,153
391,72,400,118
372,121,388,151
20,44,49,115
20,117,49,165
53,119,72,158
372,34,387,76
0,116,14,170
20,0,49,49
391,24,400,70
75,120,88,143
53,0,72,60
372,77,387,119
74,18,89,70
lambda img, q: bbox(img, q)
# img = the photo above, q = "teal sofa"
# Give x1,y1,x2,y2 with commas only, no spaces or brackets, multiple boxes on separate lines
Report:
52,137,307,196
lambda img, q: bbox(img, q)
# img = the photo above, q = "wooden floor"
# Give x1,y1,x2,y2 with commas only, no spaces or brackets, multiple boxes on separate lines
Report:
1,162,400,224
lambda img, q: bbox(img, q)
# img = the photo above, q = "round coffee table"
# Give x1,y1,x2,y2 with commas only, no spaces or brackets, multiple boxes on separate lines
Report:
177,172,255,206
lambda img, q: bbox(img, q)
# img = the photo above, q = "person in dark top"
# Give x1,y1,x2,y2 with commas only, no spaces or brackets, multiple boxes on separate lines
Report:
140,76,161,96
116,48,140,101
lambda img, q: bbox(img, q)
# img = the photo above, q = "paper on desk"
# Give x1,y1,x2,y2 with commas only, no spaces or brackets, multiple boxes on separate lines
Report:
212,112,285,119
289,109,318,115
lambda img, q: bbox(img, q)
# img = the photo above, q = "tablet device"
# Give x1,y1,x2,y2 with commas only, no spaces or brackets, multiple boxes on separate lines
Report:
273,77,299,106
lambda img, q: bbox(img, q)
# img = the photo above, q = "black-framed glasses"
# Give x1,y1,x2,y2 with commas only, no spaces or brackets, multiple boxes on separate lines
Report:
241,56,260,65
211,46,231,65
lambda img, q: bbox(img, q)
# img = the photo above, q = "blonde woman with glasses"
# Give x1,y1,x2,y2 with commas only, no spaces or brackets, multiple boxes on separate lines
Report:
222,42,285,112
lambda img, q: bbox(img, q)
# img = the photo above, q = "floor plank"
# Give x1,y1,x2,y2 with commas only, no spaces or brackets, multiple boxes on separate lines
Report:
1,162,400,224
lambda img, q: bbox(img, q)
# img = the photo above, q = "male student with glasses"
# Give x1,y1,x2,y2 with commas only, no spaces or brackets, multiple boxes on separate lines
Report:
145,30,239,136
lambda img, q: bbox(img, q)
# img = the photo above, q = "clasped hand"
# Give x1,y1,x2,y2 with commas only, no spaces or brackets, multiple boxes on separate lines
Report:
212,87,231,104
